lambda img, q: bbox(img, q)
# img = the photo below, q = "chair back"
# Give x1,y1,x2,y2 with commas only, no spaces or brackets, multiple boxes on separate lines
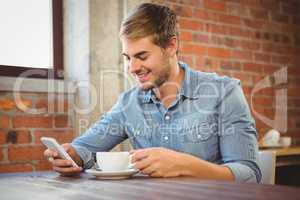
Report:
258,150,276,184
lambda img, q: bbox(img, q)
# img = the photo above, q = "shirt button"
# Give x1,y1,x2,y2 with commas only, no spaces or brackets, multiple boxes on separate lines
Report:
164,136,169,141
165,115,170,120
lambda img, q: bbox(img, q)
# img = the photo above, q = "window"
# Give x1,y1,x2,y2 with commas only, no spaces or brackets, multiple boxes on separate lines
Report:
0,0,63,79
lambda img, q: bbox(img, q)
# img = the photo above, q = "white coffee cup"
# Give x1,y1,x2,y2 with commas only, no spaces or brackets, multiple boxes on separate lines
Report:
279,137,292,147
96,152,133,171
263,129,280,146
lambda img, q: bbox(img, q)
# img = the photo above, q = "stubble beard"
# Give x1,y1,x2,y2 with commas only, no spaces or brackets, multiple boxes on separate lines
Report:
140,58,171,91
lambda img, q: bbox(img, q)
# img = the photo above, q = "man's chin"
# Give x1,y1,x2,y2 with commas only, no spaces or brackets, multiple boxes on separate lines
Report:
138,82,155,91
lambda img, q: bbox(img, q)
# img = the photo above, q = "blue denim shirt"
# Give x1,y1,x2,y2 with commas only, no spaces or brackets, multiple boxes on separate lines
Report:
72,62,261,183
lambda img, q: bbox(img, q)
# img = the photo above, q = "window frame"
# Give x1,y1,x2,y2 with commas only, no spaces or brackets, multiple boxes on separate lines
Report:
0,0,63,79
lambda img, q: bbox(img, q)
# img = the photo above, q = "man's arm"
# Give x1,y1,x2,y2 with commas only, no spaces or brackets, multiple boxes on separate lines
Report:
131,147,234,180
44,93,128,175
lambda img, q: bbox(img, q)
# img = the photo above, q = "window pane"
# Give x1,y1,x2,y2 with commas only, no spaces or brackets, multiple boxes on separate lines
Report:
0,0,53,69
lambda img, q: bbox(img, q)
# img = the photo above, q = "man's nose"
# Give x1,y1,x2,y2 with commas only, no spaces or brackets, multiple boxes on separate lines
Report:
128,58,141,74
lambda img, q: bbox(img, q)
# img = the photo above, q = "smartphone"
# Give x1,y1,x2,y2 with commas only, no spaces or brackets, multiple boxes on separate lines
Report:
41,137,78,167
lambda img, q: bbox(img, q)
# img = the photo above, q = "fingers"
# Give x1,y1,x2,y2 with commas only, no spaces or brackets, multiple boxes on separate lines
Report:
133,156,154,170
131,149,151,163
44,148,58,159
52,159,82,175
53,165,82,175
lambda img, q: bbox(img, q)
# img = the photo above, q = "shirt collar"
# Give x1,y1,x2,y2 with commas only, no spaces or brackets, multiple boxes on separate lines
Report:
178,62,200,99
139,62,199,104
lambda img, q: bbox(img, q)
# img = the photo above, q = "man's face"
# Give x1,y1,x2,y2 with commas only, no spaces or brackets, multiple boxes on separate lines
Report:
121,36,172,90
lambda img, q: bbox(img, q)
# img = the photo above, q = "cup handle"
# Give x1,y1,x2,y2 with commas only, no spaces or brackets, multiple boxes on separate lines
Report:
128,154,135,169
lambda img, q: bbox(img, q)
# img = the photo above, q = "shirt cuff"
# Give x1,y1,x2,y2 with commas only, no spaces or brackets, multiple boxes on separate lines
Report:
71,144,94,169
222,162,258,183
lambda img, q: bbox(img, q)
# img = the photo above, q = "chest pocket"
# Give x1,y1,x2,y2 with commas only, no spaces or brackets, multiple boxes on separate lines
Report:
126,124,153,148
179,113,218,143
178,113,219,161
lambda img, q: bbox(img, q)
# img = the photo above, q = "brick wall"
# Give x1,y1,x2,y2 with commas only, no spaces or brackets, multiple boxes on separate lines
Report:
0,92,75,173
152,0,300,140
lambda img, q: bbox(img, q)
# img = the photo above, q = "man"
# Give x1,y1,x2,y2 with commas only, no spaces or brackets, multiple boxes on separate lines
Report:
44,3,261,183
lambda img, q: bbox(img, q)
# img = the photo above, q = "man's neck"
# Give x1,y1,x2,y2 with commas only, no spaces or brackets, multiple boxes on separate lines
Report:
154,62,185,108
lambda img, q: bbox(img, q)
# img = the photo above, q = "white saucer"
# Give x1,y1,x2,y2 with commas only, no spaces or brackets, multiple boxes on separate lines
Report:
85,168,139,179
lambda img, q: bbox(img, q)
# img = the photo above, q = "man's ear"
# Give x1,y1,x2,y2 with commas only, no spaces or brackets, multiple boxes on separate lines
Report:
166,36,178,56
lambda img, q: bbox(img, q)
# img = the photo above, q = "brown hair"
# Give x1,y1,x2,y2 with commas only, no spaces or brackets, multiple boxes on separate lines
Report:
120,3,178,49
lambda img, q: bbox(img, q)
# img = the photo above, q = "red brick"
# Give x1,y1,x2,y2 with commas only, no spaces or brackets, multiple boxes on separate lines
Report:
207,47,230,58
239,40,260,51
172,4,193,17
271,55,291,65
0,163,33,173
231,50,253,61
12,115,53,128
250,8,269,20
218,14,241,25
281,1,299,15
179,55,194,67
231,72,253,86
204,0,225,11
228,27,252,38
178,18,203,30
181,44,206,55
242,86,253,95
226,3,249,18
34,130,75,145
0,130,6,144
8,145,46,162
0,147,3,161
36,99,69,113
243,63,264,73
196,56,206,68
0,99,15,110
193,33,209,43
252,75,265,85
203,58,220,71
205,23,227,34
179,31,193,41
54,115,71,128
263,65,281,75
288,67,300,76
194,9,219,21
260,0,280,11
35,160,53,171
15,99,33,112
16,130,31,144
5,130,31,144
243,19,265,29
0,115,9,129
252,97,274,106
220,61,242,71
288,87,300,98
241,0,261,7
271,13,289,24
254,53,271,63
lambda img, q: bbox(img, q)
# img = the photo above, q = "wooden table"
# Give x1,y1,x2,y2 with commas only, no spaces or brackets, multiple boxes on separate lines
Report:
1,171,300,200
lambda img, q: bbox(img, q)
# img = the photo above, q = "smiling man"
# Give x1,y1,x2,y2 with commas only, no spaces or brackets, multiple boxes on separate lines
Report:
44,3,261,183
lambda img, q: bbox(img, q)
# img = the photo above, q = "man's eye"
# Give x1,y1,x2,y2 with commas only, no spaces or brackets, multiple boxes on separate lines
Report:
139,56,147,61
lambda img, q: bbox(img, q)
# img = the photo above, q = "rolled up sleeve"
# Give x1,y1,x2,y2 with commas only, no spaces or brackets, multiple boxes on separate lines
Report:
218,81,261,183
71,94,128,169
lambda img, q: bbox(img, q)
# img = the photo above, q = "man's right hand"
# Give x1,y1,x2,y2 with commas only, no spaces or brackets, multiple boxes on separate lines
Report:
44,143,83,176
